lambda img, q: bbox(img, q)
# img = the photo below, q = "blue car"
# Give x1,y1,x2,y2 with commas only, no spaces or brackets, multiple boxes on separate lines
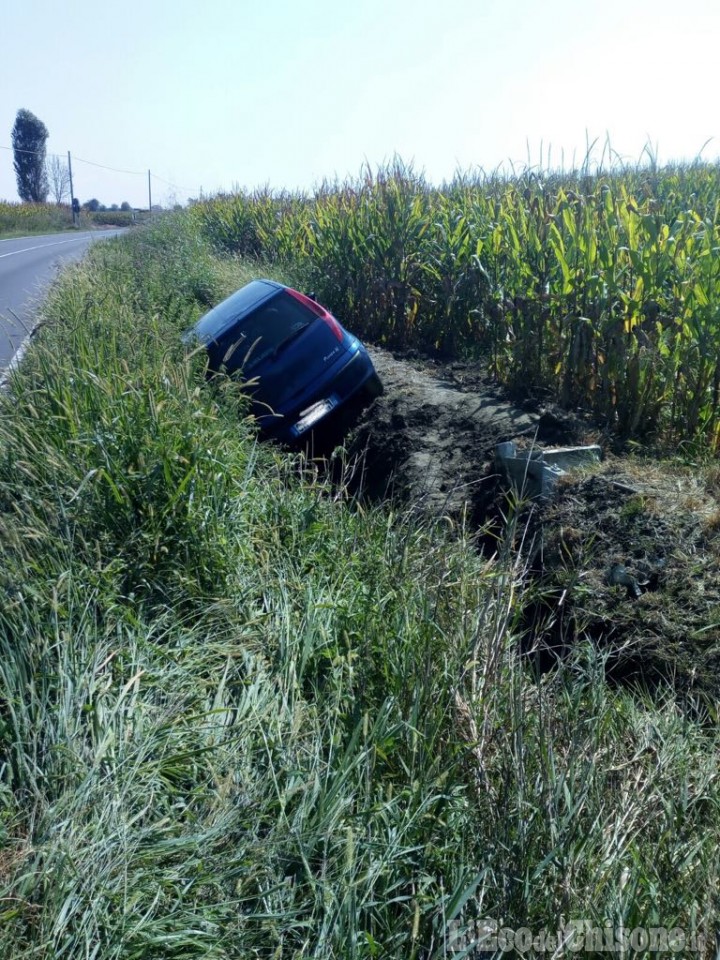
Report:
190,280,382,442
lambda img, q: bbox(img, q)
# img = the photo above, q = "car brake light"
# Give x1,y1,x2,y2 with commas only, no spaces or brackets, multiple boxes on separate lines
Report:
286,287,343,341
321,313,344,341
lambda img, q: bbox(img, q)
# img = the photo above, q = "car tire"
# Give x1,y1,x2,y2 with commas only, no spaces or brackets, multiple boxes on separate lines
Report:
364,373,384,399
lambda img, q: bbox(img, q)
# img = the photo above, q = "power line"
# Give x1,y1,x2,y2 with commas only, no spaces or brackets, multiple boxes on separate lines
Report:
2,143,146,176
0,143,64,158
73,154,145,176
2,144,202,198
149,172,198,196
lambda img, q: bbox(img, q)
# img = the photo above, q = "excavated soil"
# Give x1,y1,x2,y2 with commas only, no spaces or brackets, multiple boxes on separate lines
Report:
348,347,586,522
341,348,720,702
533,463,720,699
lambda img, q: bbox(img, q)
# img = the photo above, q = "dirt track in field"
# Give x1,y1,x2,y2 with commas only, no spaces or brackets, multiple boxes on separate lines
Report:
350,346,582,522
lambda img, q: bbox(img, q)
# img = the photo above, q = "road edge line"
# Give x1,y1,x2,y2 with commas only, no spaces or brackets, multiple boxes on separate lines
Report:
0,324,38,391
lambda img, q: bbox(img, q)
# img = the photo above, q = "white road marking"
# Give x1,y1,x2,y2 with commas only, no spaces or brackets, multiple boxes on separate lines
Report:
0,328,34,390
0,237,87,259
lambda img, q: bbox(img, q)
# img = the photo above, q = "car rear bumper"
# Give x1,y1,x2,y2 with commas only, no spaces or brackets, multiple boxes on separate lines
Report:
260,345,380,442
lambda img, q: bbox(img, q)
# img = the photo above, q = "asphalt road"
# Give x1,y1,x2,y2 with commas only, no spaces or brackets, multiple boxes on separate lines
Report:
0,230,124,372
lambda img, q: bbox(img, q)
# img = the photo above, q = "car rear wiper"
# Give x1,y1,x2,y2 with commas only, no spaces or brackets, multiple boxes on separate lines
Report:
271,321,312,359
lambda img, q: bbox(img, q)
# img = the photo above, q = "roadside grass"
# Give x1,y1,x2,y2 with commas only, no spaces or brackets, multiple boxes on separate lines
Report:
0,220,717,957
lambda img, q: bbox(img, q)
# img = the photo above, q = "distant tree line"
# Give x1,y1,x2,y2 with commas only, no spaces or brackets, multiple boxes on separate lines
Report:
82,198,133,212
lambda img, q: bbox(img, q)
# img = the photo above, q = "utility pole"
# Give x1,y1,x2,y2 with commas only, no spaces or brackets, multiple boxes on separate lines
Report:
148,169,152,218
68,151,76,226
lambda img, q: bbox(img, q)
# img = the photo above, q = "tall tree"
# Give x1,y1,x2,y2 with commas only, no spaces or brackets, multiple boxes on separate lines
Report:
12,109,49,202
46,154,71,204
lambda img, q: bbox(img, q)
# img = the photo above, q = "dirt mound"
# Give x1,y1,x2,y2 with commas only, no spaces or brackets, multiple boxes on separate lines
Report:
534,461,720,698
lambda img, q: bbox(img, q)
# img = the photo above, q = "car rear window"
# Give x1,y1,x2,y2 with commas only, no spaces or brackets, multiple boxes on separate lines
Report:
209,291,318,373
194,280,278,344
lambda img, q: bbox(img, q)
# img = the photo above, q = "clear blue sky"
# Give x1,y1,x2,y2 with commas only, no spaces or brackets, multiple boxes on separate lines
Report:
1,0,718,208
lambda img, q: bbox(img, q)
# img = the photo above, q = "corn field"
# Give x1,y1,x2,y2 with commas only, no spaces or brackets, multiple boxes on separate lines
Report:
0,200,74,235
0,201,131,234
189,160,720,450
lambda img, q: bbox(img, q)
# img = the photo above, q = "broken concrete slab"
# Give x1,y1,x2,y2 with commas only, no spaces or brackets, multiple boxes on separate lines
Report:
542,445,602,471
495,442,602,498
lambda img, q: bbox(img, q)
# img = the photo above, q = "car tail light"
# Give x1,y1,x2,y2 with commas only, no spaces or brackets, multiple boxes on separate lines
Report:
286,287,343,341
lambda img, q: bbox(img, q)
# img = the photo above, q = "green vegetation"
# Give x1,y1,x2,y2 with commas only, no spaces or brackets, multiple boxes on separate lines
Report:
85,207,138,227
0,216,717,956
190,159,720,451
0,201,145,238
0,200,75,237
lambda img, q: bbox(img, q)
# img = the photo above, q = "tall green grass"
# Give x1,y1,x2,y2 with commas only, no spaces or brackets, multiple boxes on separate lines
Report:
190,159,720,451
0,220,717,957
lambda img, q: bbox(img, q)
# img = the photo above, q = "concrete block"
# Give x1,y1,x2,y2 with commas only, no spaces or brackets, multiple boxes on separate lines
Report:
495,442,601,499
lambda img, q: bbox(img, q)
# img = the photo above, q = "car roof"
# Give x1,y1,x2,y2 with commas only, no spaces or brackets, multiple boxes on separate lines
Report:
193,279,284,344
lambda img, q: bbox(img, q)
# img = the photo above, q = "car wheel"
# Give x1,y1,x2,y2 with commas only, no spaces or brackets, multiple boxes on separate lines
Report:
364,373,384,399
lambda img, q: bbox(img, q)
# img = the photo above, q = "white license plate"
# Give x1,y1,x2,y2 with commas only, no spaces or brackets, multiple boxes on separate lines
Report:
294,399,334,434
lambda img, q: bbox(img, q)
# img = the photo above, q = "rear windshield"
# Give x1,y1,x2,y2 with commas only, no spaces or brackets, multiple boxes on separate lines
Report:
194,280,278,343
208,291,317,373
